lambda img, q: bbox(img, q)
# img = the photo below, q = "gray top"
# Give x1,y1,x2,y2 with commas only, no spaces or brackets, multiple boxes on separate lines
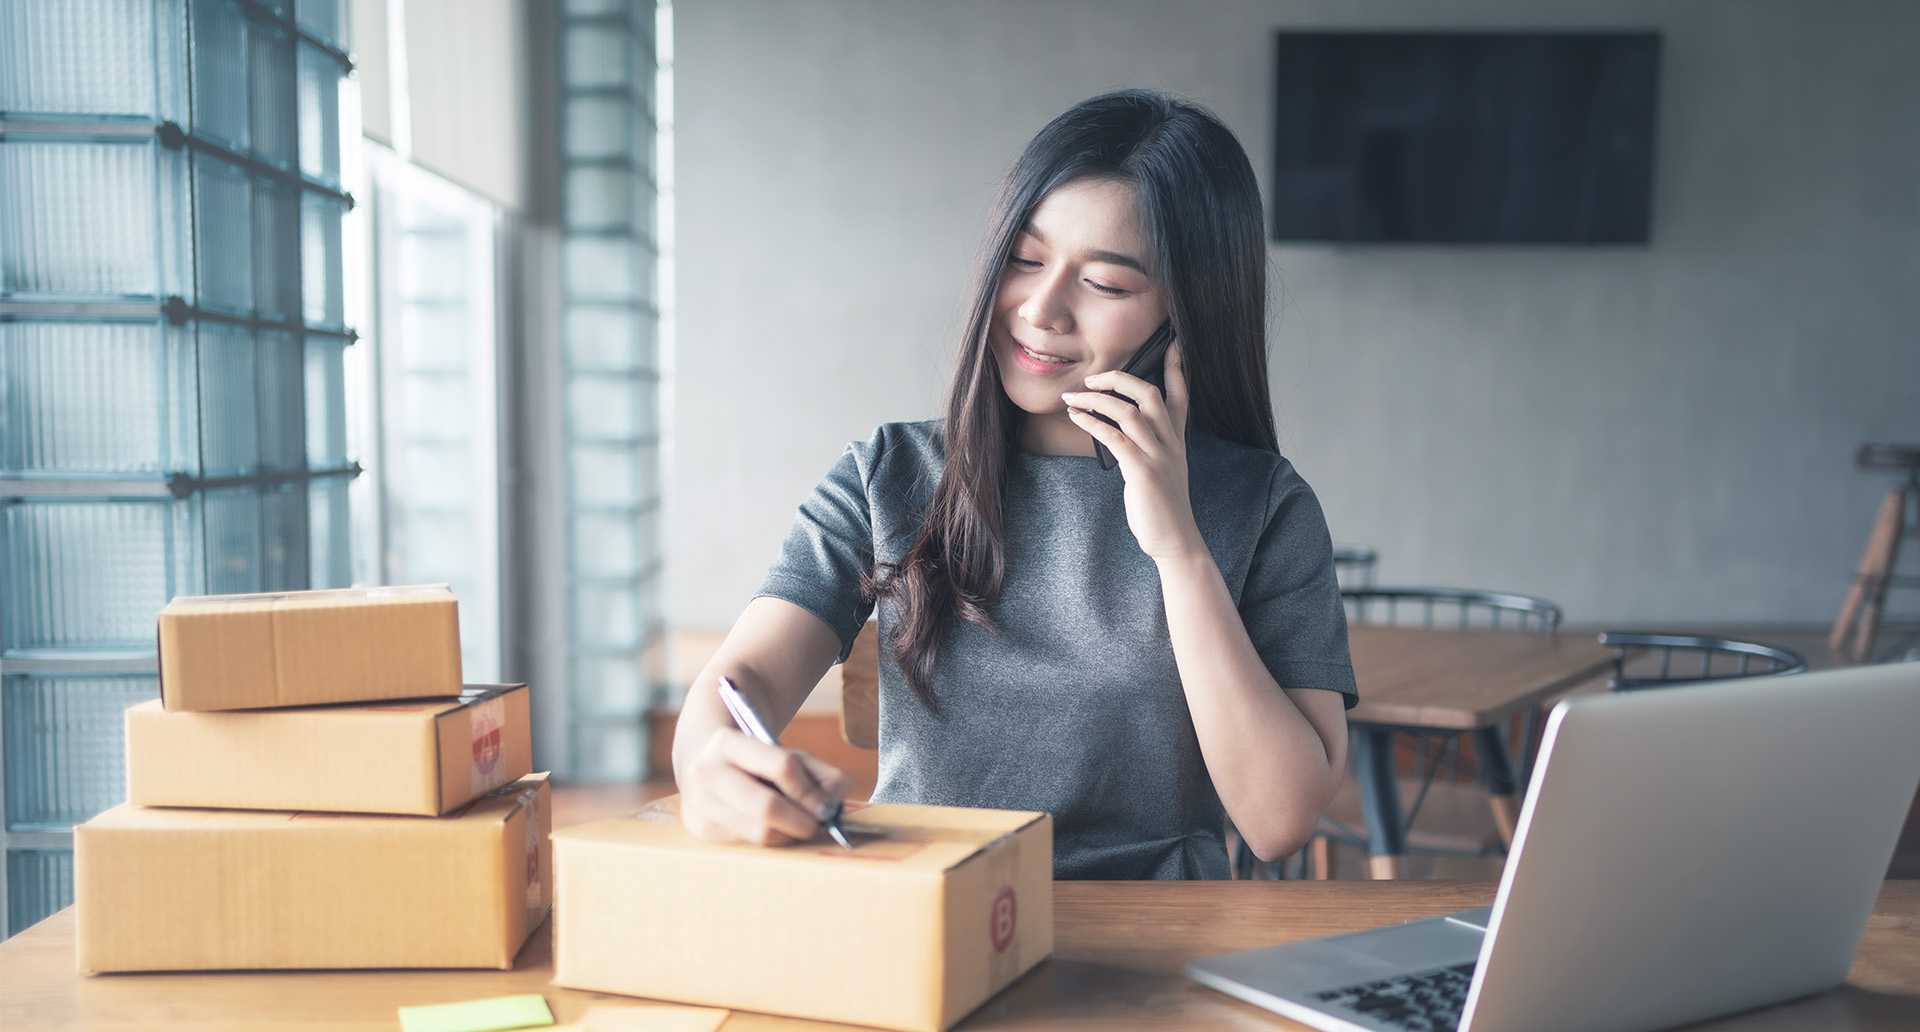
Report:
753,419,1356,880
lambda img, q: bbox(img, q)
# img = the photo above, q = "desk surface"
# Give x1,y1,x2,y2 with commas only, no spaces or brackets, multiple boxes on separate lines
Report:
1346,625,1621,730
3,881,1915,1030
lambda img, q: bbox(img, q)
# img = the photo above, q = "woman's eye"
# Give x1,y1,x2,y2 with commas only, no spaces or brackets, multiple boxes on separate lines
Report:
1008,256,1127,297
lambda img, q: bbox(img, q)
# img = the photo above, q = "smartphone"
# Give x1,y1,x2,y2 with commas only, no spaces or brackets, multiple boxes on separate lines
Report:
1089,319,1177,470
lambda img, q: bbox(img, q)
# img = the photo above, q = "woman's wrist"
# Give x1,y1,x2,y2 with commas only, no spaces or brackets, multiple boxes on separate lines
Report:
1150,534,1214,576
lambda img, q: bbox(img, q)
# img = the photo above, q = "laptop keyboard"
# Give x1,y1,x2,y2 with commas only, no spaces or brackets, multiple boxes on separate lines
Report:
1310,961,1476,1031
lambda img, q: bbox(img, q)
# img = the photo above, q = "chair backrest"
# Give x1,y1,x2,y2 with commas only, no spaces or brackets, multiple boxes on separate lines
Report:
1330,545,1379,588
839,621,881,749
1597,631,1808,692
1341,586,1563,633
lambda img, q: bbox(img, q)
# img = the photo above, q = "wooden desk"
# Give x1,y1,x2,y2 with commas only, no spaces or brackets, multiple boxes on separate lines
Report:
1347,626,1618,731
3,881,1915,1030
1343,627,1621,876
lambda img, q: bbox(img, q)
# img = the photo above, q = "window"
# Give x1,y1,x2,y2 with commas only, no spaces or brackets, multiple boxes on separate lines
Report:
360,146,505,681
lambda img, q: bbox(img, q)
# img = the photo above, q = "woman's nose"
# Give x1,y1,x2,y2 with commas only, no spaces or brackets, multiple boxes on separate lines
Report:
1017,267,1073,333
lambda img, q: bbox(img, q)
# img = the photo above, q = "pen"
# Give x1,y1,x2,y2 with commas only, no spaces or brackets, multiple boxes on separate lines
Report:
716,675,854,849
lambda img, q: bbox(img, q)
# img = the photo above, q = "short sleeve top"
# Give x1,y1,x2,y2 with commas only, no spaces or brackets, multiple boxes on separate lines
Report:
753,419,1356,879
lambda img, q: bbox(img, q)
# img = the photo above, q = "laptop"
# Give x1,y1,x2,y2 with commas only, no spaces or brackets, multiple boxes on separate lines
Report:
1186,661,1920,1032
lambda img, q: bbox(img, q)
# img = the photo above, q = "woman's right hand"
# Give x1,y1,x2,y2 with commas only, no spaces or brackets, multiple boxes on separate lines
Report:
678,727,851,846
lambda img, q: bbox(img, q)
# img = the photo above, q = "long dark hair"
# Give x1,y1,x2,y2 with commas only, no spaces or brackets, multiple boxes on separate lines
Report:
861,88,1279,711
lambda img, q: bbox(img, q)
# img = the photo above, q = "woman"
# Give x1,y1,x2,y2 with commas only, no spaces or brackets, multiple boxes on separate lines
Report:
672,89,1355,879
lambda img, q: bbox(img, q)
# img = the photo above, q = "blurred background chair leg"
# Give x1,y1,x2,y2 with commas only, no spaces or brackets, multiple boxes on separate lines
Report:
1352,727,1406,879
1832,444,1920,664
1474,726,1521,848
1310,835,1334,880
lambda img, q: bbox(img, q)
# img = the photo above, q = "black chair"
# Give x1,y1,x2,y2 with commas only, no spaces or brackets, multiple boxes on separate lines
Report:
1597,632,1807,691
1331,545,1379,588
1316,589,1561,878
1340,587,1562,632
1228,548,1373,878
1236,588,1563,879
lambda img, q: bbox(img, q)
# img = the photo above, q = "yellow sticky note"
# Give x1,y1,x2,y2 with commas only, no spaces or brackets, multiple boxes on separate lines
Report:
398,993,554,1032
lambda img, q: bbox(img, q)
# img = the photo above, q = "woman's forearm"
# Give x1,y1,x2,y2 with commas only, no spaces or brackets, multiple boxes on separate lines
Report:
1155,549,1348,860
670,667,745,785
671,597,846,785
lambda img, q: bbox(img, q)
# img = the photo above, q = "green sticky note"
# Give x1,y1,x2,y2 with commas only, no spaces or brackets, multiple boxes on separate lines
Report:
397,993,554,1032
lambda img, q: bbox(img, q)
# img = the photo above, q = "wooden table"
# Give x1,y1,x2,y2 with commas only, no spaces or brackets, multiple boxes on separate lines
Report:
1343,626,1621,877
3,881,1915,1030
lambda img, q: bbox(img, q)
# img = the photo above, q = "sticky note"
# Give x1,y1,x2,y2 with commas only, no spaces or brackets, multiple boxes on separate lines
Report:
398,993,555,1032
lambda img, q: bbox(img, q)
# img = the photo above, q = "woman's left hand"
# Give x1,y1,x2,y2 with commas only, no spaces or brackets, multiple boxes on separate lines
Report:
1062,342,1208,564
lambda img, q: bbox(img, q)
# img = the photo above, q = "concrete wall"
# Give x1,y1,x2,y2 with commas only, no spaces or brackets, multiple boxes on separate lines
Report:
670,0,1920,634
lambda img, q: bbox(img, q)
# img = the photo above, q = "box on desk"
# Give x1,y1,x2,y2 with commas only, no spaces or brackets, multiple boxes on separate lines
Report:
125,684,531,815
157,585,463,711
552,796,1053,1032
76,774,551,973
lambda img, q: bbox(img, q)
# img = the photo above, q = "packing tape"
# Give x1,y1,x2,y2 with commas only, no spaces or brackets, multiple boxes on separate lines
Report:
524,789,546,918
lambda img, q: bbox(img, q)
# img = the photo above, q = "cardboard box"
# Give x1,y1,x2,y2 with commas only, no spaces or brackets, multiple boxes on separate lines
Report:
76,774,551,973
125,684,532,815
157,585,463,711
553,797,1053,1032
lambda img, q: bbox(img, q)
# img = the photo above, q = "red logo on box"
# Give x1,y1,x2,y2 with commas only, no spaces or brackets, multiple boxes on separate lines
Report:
476,702,506,774
473,726,502,774
990,886,1017,952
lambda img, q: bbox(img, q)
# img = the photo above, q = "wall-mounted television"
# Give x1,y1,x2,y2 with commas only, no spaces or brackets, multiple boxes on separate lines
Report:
1270,30,1661,244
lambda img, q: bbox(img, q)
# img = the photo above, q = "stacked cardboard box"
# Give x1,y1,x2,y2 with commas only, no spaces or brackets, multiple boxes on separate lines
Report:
75,586,552,974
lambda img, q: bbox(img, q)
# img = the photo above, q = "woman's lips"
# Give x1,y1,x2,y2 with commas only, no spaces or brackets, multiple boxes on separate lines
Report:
1010,339,1077,375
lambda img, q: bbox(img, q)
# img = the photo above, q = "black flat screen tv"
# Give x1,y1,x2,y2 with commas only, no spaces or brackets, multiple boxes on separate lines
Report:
1271,31,1661,244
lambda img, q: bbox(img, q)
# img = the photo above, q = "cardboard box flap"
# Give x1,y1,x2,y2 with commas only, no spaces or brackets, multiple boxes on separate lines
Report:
134,682,522,722
554,796,1047,876
457,770,550,821
94,771,549,833
159,584,455,611
354,682,523,716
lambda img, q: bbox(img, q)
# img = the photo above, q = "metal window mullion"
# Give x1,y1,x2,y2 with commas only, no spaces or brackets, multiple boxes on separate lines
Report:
557,296,659,314
566,433,659,449
555,90,658,126
0,464,361,501
231,0,355,71
561,366,660,382
1,830,74,852
563,298,659,317
564,227,660,253
180,130,355,207
0,300,358,341
562,10,639,33
0,653,158,676
571,497,663,520
0,115,359,209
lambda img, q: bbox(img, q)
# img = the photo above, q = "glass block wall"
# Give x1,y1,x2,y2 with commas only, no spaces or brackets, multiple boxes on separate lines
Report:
558,0,664,780
0,0,356,937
